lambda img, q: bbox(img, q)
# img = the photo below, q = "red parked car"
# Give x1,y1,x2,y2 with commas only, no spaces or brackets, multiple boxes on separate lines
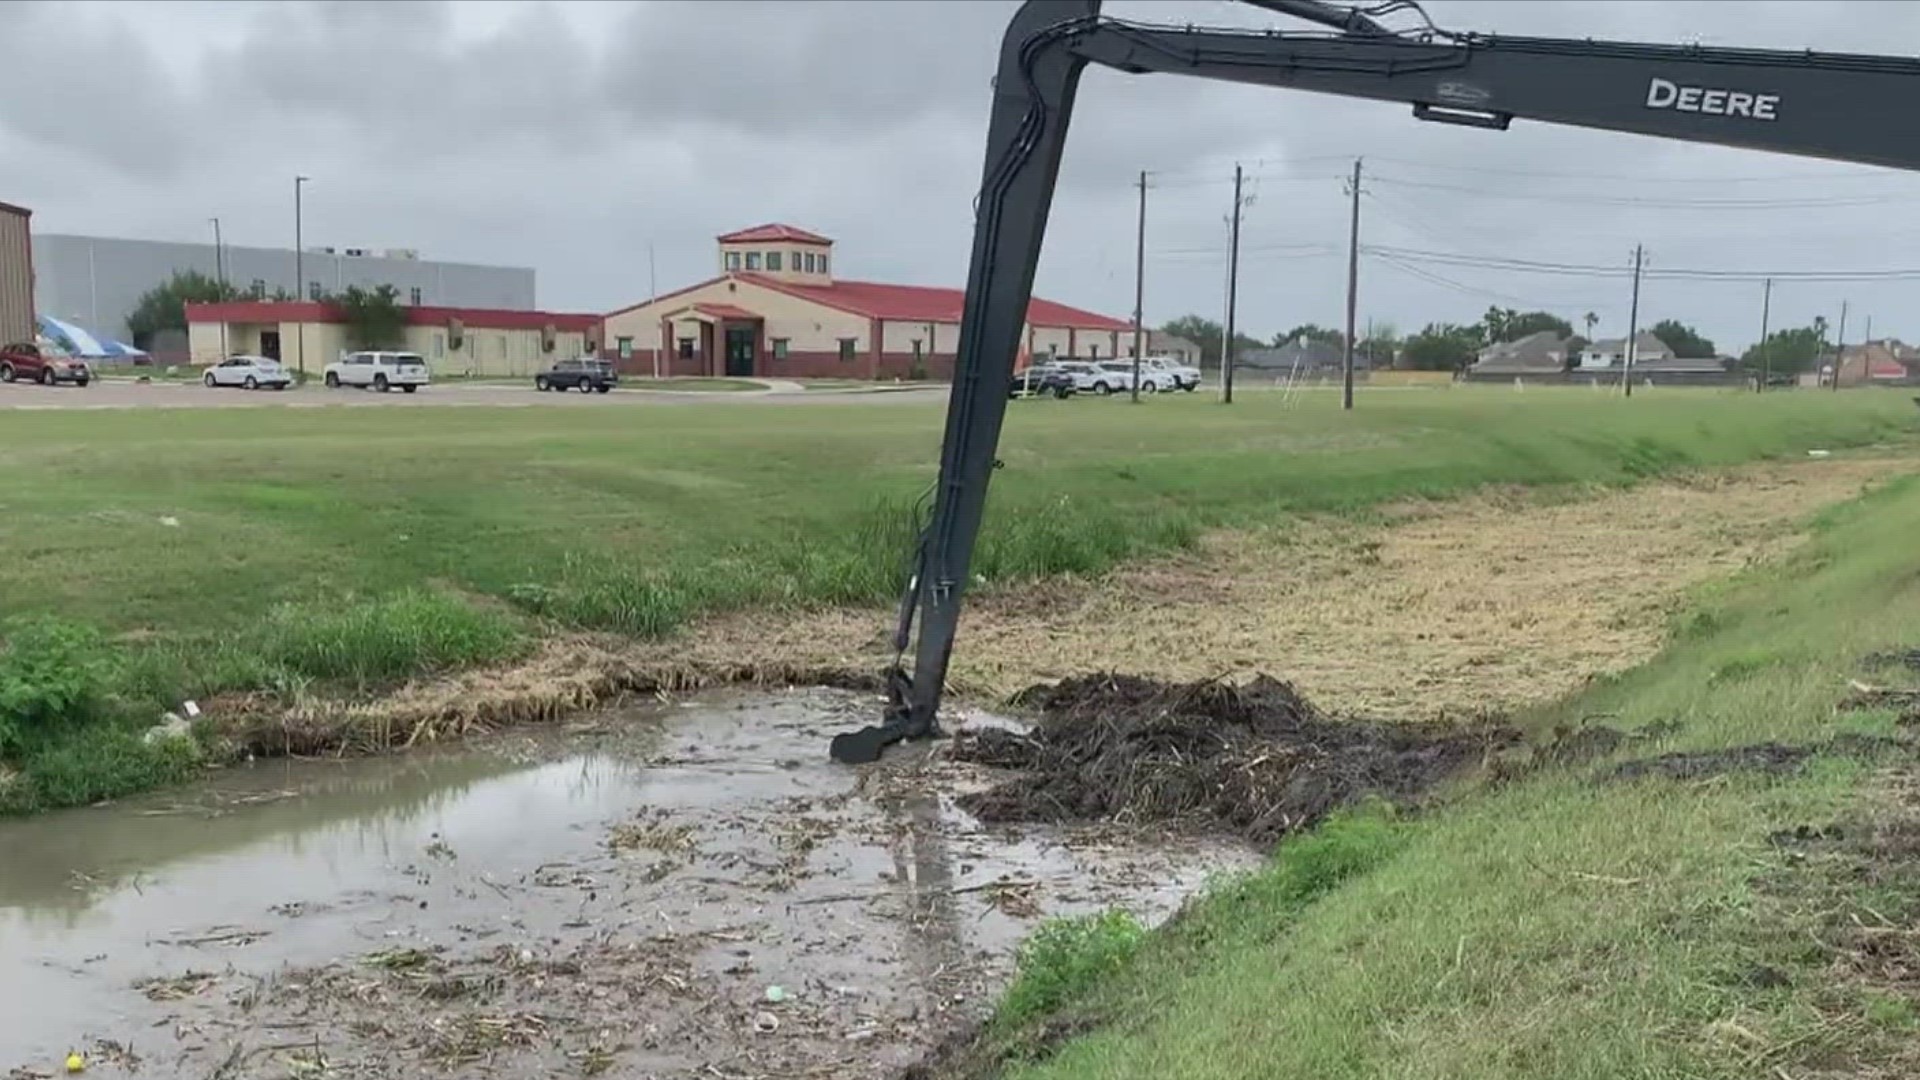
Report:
0,342,90,387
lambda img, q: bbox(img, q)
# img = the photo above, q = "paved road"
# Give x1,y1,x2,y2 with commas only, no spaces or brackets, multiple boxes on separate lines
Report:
0,380,948,411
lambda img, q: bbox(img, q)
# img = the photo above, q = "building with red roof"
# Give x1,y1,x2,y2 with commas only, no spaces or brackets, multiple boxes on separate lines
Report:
603,225,1133,379
184,299,602,376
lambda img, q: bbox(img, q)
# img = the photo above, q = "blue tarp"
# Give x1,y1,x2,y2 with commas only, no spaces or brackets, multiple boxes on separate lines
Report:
36,314,147,359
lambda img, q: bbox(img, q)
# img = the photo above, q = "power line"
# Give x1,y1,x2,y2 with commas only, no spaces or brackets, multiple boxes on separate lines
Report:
1363,243,1920,282
1359,153,1920,186
1369,253,1579,310
1368,174,1920,210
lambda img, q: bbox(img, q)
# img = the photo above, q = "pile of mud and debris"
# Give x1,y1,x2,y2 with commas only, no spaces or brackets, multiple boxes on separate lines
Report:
950,674,1518,845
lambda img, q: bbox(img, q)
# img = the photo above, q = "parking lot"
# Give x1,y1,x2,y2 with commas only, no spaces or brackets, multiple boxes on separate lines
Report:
0,379,947,410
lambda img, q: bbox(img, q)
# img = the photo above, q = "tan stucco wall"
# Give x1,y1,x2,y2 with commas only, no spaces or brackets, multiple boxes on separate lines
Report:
718,241,832,284
881,319,955,354
191,321,586,376
606,277,868,354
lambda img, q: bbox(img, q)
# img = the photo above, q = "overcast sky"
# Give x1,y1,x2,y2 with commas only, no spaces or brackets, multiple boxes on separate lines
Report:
8,0,1920,352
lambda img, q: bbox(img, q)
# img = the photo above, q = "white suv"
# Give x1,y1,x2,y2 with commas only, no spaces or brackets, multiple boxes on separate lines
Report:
323,351,430,393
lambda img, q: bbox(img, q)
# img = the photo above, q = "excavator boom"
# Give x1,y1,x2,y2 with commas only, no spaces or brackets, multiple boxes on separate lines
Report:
827,0,1920,764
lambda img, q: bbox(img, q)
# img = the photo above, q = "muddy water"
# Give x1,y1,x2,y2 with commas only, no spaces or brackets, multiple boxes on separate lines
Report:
0,689,1249,1079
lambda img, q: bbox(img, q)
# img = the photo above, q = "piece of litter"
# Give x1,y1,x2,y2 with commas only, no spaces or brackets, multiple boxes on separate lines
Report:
65,1052,85,1073
518,949,534,964
752,1011,779,1034
182,700,201,719
1808,449,1831,458
158,516,180,528
763,985,787,1004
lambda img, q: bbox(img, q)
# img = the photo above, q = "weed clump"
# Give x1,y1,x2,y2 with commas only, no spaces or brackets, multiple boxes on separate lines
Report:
995,909,1147,1028
953,673,1515,844
261,590,525,688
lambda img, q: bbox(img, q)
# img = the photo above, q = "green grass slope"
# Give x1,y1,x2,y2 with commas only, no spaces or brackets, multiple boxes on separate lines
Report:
989,471,1920,1080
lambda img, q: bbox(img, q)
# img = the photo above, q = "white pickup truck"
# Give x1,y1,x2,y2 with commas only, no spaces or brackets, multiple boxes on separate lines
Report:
1142,355,1203,391
323,350,431,393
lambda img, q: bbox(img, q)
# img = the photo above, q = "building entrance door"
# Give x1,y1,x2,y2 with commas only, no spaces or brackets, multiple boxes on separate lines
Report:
724,326,755,377
260,330,282,361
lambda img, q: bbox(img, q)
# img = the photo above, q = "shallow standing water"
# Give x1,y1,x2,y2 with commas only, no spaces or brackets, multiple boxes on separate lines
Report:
0,689,1249,1078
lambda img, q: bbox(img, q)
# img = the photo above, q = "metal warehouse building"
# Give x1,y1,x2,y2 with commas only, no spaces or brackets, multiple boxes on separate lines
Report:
184,300,600,377
0,201,32,344
34,233,536,347
602,225,1132,380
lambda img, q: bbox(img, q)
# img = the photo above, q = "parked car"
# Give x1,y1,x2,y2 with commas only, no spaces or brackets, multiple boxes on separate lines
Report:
535,357,618,394
323,351,430,392
1009,364,1077,399
1087,361,1139,396
1143,356,1203,391
203,354,291,390
1134,363,1182,394
0,342,90,387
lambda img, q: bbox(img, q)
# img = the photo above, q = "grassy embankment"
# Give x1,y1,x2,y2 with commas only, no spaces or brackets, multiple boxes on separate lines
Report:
0,387,1911,812
978,467,1920,1080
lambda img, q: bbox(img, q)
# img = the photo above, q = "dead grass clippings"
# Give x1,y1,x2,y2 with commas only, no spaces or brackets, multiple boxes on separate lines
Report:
136,970,222,1000
951,673,1517,845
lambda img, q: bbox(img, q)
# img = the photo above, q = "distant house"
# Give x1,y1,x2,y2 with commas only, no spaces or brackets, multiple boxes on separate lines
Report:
1239,336,1351,374
1830,339,1918,386
1145,331,1204,365
1470,330,1568,374
1579,330,1675,369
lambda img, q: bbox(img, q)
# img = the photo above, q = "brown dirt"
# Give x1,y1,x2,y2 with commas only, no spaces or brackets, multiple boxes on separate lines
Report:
949,673,1517,844
639,456,1890,721
204,456,1891,756
1612,733,1903,783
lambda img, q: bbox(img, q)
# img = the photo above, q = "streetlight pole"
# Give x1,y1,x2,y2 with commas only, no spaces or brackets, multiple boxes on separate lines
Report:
294,176,309,378
210,217,228,359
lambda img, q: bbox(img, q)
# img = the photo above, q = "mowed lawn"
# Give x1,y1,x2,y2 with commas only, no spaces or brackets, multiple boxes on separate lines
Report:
2,386,1914,642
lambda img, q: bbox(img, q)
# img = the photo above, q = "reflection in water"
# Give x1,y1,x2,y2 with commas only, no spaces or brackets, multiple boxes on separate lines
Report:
0,746,647,929
888,792,967,982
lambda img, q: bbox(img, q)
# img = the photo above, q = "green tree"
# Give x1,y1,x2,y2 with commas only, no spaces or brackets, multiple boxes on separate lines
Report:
1402,323,1481,371
330,284,408,349
1650,319,1716,359
1480,306,1572,344
1274,323,1344,349
1740,325,1826,375
1159,315,1260,369
1358,323,1400,367
126,270,240,349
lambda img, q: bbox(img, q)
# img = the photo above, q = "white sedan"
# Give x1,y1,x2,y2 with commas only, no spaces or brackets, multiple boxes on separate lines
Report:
203,355,292,390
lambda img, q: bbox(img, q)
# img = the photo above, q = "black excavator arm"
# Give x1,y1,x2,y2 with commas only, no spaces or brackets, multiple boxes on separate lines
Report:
827,0,1920,764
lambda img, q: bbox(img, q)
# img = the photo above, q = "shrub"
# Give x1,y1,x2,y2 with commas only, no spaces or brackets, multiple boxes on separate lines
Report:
996,909,1148,1027
0,617,110,757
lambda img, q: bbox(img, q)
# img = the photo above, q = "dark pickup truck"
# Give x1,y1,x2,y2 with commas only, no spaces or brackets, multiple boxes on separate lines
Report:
535,358,618,393
1009,364,1076,399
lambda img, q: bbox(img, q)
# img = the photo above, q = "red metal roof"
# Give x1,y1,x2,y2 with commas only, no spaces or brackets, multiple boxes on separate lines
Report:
0,200,30,218
684,302,761,320
740,273,1131,330
716,223,834,245
184,300,601,333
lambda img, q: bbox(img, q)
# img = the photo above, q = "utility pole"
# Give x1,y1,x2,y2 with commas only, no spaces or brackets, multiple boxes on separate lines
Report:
1623,243,1643,398
648,241,660,377
1223,163,1244,405
210,217,227,358
1757,277,1772,393
1341,157,1362,411
1130,169,1148,403
294,175,309,378
1831,300,1848,391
